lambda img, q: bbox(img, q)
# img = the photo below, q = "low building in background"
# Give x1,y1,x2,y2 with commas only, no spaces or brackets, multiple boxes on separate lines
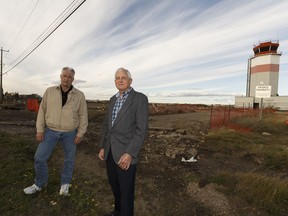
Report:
0,92,41,111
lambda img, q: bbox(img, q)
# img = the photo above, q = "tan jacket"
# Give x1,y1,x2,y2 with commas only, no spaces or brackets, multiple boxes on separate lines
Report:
36,85,88,137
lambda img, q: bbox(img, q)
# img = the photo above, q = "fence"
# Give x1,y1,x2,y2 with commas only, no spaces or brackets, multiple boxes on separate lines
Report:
209,105,283,130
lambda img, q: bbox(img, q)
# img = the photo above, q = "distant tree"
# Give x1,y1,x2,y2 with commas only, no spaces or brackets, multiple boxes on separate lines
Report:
14,92,19,98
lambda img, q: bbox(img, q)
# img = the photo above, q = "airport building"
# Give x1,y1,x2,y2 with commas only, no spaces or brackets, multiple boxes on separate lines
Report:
235,41,288,110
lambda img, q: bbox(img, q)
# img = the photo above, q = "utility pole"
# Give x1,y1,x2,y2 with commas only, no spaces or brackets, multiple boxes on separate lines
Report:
0,47,9,104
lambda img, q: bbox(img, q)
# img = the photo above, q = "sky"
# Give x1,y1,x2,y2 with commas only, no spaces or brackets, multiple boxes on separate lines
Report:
1,0,288,105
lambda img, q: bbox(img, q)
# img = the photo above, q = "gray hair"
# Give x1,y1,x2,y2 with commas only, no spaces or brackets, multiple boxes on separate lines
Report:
62,67,75,75
115,67,132,79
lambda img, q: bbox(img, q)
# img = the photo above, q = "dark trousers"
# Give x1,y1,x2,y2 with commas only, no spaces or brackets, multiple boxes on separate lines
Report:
106,150,137,216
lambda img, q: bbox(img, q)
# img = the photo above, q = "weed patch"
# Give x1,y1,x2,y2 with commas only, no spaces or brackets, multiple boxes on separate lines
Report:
206,120,288,216
212,171,288,216
236,172,288,216
0,132,104,215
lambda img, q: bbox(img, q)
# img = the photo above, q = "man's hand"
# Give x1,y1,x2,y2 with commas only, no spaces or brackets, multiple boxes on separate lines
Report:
118,153,132,170
74,136,82,144
36,132,44,143
98,148,105,160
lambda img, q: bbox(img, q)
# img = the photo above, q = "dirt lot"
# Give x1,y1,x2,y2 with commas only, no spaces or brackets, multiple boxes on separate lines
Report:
0,103,271,216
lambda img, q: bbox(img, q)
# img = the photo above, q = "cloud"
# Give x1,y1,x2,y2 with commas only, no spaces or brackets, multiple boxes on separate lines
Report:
1,0,288,103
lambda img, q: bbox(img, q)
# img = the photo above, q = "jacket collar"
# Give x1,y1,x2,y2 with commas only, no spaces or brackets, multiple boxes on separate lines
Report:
56,85,76,93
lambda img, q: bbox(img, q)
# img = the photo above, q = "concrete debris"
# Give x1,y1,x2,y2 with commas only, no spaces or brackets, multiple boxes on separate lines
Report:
186,148,198,157
181,156,197,163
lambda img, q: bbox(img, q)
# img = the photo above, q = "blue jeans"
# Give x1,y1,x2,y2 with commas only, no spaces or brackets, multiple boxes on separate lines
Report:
34,128,77,187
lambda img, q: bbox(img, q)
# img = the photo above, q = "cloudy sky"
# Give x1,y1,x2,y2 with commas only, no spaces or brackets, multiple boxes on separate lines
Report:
1,0,288,104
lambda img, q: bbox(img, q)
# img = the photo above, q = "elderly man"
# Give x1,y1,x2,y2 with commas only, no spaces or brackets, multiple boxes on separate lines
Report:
24,67,88,196
98,67,149,216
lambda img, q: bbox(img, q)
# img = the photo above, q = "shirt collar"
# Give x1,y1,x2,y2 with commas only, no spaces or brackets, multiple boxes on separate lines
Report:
57,85,74,93
116,87,132,99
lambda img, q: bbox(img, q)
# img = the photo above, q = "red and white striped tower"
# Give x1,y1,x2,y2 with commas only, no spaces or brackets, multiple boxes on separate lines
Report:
247,41,281,97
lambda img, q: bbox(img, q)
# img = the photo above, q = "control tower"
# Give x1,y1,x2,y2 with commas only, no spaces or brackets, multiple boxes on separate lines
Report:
247,41,281,97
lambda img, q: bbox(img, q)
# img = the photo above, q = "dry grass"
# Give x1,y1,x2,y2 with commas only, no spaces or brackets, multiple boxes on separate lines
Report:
206,115,288,215
0,133,105,215
236,172,288,215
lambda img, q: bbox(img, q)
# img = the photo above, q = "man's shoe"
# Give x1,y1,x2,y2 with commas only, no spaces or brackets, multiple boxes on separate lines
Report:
103,211,120,216
59,184,70,196
23,184,42,194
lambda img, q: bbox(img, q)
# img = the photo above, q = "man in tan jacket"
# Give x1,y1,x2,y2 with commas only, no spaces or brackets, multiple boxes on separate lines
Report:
24,67,88,196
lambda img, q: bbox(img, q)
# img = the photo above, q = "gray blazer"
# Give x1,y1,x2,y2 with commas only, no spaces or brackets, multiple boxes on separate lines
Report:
99,88,149,164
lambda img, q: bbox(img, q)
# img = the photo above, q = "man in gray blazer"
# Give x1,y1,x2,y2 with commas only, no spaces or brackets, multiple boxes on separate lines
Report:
98,67,149,216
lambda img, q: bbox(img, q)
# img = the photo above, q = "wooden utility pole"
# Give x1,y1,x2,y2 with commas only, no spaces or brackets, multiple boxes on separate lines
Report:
0,47,9,104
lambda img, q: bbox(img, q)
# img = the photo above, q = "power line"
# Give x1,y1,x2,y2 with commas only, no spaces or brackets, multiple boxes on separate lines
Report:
8,0,79,67
8,0,40,51
3,0,87,75
24,0,58,38
6,0,85,70
3,0,21,37
5,0,35,49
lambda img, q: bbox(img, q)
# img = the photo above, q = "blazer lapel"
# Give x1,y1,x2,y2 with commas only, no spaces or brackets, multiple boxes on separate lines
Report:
109,96,117,129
